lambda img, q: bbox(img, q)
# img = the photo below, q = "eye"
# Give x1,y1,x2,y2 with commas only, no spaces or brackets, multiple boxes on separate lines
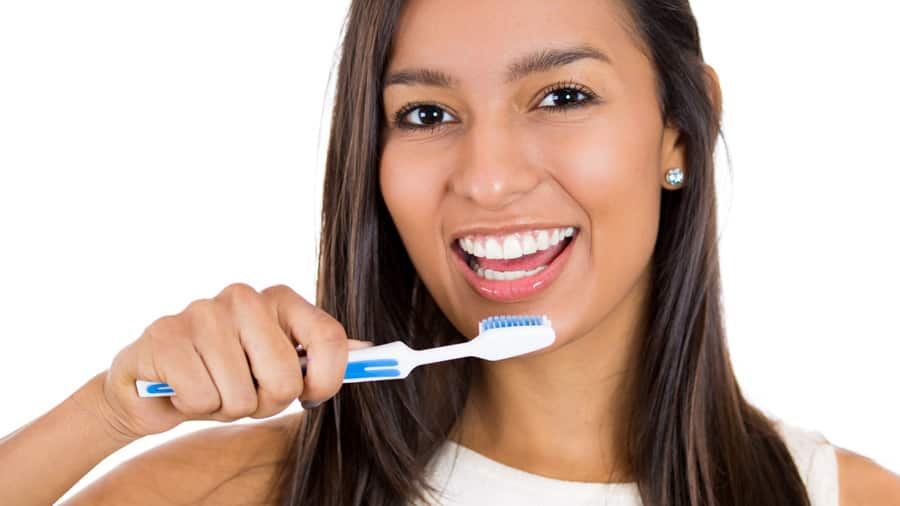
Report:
536,81,598,111
393,103,459,132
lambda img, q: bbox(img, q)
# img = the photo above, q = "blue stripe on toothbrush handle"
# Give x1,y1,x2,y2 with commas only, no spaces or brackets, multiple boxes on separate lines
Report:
300,359,401,380
149,383,173,394
344,359,401,380
141,382,174,395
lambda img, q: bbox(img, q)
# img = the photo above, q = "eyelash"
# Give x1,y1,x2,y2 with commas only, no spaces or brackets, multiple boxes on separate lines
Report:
391,80,599,134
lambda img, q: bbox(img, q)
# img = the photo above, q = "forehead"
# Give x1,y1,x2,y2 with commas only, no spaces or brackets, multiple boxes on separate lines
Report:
386,0,643,82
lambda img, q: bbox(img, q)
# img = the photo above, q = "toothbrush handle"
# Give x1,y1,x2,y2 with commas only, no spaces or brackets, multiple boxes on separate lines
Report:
135,341,413,397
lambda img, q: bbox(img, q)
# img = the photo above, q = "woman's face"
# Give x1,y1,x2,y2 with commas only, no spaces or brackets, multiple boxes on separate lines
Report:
379,0,686,348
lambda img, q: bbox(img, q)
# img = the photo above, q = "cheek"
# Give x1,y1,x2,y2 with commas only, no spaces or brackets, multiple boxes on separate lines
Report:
530,111,662,316
379,143,445,270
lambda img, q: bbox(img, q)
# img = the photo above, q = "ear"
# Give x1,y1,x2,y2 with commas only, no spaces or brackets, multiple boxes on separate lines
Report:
703,63,723,128
660,118,687,190
660,63,723,190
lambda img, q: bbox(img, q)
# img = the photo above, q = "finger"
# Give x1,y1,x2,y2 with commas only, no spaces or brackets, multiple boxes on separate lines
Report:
297,338,373,354
149,316,221,417
262,285,348,404
298,339,374,378
230,286,304,419
185,299,259,420
349,339,375,349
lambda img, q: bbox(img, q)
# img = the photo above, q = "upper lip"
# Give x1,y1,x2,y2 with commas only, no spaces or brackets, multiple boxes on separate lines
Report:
449,222,578,244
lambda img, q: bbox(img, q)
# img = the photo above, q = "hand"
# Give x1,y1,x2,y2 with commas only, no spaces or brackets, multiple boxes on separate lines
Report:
96,283,372,440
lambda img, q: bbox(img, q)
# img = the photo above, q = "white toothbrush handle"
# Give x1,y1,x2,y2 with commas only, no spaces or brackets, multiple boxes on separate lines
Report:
413,341,472,365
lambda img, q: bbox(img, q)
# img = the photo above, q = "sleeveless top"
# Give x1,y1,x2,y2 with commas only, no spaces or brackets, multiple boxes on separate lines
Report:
411,418,838,506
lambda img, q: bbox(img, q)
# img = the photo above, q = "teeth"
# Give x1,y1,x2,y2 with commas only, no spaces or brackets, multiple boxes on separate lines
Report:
484,237,504,259
457,226,576,259
502,235,523,260
536,230,550,250
473,240,485,258
476,265,547,281
522,234,537,255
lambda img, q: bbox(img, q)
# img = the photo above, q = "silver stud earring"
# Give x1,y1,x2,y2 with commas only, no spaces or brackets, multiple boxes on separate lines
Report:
665,167,684,188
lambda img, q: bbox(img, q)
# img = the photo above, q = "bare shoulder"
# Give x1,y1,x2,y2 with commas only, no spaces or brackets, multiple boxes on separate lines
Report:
835,445,900,506
60,410,305,506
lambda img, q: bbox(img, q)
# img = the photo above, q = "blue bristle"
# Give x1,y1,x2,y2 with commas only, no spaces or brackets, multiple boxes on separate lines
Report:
479,314,547,332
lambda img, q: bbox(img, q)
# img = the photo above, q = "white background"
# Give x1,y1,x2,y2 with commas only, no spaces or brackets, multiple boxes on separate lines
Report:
1,1,897,502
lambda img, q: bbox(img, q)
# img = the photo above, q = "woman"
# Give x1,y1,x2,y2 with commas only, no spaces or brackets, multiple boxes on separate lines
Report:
2,0,897,505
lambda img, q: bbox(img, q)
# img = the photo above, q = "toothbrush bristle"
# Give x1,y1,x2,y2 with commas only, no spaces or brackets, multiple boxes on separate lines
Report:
478,314,549,332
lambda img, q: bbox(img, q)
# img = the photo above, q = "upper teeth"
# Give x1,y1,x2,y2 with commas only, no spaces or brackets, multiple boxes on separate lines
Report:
458,226,575,260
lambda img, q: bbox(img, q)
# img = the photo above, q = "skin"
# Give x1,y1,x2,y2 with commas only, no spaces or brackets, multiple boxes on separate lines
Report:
379,0,684,482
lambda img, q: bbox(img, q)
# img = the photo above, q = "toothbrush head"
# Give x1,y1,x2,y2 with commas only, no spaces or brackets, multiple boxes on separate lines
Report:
472,314,556,361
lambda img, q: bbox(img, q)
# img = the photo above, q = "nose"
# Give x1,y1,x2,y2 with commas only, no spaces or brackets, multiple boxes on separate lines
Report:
448,117,541,210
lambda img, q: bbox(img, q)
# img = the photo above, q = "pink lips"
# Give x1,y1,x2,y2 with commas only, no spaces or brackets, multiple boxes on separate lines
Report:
452,232,577,302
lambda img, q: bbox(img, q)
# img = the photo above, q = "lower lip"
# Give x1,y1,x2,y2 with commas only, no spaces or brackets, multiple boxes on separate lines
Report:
451,232,577,303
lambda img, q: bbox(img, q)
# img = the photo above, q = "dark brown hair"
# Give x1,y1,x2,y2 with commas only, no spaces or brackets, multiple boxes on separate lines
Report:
270,1,813,504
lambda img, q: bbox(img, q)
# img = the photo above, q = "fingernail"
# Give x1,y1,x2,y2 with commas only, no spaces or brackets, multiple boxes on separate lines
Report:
300,400,322,409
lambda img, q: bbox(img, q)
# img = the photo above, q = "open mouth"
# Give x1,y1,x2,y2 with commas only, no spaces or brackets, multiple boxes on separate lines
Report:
453,233,574,279
450,227,578,302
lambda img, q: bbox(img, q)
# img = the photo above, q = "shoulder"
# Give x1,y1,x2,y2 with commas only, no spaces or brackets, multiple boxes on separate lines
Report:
835,445,900,506
771,418,900,506
61,411,305,506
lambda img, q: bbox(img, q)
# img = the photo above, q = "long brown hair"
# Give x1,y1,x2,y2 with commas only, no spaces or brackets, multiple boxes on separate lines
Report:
270,1,812,504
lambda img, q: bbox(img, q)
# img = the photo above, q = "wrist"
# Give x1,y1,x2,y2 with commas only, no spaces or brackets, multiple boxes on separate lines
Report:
70,370,142,446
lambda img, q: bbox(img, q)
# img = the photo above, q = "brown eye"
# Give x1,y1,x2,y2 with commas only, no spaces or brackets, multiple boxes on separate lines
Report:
537,86,593,109
395,103,458,131
534,80,600,113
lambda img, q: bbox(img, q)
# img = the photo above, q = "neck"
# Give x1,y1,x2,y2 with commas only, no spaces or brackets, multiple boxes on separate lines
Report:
448,268,650,483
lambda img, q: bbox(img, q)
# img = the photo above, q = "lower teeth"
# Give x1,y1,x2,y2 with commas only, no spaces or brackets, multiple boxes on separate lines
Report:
468,258,548,281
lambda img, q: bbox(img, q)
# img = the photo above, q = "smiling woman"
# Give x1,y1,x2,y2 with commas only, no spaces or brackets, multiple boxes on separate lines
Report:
267,0,898,505
4,1,898,506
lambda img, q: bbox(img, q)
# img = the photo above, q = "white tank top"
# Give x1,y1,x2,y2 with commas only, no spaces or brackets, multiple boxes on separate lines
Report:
412,418,838,506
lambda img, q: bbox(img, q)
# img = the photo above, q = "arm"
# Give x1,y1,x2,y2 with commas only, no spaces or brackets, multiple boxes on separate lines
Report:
836,446,900,506
0,371,139,506
58,410,305,506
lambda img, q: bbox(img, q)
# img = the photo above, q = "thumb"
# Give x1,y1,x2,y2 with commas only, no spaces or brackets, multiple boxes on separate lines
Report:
347,339,376,350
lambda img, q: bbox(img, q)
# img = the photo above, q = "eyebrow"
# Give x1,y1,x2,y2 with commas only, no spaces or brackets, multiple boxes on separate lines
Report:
383,44,612,89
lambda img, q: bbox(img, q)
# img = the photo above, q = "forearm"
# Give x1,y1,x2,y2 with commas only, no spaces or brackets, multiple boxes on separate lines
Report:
0,370,138,506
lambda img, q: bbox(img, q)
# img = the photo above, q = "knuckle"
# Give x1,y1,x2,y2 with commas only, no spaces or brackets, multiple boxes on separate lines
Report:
184,297,214,314
219,282,259,306
220,392,258,419
314,315,348,342
187,300,230,341
198,396,222,415
323,325,350,347
249,404,281,420
147,315,187,344
179,394,221,416
267,379,302,405
183,298,221,325
260,283,297,301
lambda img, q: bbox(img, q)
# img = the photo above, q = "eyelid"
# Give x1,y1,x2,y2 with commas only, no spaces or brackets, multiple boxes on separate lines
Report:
531,79,597,109
392,100,459,130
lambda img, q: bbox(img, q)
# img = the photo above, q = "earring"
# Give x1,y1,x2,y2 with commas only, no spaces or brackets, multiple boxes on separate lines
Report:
665,167,684,188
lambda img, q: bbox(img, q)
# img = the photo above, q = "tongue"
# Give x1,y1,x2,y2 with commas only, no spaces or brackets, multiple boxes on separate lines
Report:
477,238,569,271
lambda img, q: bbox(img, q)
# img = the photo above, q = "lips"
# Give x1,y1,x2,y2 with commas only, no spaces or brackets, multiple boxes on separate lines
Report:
451,231,577,302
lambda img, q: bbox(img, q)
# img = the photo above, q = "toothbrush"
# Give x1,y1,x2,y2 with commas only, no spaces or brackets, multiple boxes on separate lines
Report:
135,314,555,397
